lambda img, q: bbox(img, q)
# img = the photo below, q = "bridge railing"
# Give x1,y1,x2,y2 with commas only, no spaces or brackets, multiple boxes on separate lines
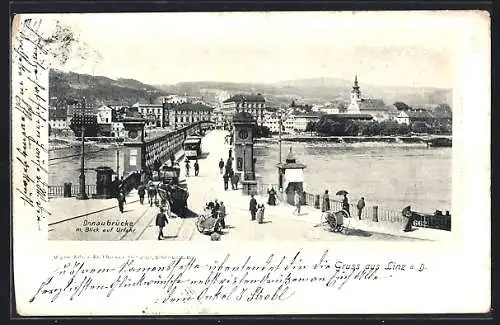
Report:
255,183,451,231
48,184,97,198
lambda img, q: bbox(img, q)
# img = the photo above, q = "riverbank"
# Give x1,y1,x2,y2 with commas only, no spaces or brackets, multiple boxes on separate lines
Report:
256,134,452,145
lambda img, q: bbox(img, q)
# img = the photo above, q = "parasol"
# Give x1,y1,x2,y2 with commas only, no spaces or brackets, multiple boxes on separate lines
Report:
336,190,349,196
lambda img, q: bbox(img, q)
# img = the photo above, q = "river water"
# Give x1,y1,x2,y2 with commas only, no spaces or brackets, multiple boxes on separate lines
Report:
49,135,452,214
254,140,451,214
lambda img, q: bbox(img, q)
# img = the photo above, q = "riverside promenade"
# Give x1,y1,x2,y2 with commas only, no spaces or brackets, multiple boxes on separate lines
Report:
48,130,451,242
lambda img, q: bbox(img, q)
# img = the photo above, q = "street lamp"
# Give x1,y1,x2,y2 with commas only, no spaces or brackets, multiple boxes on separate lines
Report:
76,96,89,200
278,110,283,164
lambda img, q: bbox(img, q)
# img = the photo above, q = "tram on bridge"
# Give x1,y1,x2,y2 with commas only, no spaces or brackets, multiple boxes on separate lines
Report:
184,136,202,159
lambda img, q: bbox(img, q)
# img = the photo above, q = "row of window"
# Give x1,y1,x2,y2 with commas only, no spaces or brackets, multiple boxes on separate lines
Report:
235,103,265,109
172,116,206,123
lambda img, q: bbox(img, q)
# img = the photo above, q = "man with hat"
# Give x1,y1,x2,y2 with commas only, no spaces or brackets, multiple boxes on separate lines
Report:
156,207,169,240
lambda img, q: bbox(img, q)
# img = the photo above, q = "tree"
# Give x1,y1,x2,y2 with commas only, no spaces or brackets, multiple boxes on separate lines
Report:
393,101,411,111
398,123,410,135
343,119,361,136
410,122,429,134
253,125,271,138
361,121,381,136
433,103,453,118
316,117,334,135
379,120,401,136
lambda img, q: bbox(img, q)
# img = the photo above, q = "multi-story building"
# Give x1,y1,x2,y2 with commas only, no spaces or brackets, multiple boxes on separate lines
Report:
165,102,213,129
96,105,113,124
66,101,96,127
222,93,266,125
133,103,165,127
49,108,68,129
262,113,282,133
395,109,435,125
111,121,126,138
159,95,190,105
211,110,225,129
284,112,321,133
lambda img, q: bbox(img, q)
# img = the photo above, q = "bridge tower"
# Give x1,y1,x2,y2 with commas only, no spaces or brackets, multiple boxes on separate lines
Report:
232,111,257,195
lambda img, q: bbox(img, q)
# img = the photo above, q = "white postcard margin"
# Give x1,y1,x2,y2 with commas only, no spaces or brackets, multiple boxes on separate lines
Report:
11,11,491,316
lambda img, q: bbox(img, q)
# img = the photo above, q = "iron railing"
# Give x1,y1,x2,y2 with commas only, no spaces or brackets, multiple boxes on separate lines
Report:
256,183,451,231
48,184,97,198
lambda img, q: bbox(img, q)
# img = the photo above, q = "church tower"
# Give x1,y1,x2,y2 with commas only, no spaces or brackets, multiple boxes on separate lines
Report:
348,74,362,113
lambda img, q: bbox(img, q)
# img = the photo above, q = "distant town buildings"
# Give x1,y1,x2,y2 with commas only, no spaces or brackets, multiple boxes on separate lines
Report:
222,93,266,125
344,75,396,121
262,113,282,133
164,102,213,129
133,103,165,128
49,108,68,129
283,112,321,133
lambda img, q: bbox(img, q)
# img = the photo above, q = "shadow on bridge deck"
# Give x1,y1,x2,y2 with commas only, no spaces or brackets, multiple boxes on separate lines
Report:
174,208,199,219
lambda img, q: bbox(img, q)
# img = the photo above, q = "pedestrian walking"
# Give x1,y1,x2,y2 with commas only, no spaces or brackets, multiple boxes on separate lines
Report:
147,181,157,207
225,157,232,175
257,204,266,224
155,207,169,240
231,172,239,190
321,190,330,212
214,199,220,213
219,201,226,229
342,193,350,216
137,183,146,205
117,190,126,213
357,197,366,220
223,172,230,190
228,148,232,159
293,190,301,215
185,159,190,177
249,195,258,221
402,205,414,232
219,159,224,174
194,159,200,176
267,185,277,205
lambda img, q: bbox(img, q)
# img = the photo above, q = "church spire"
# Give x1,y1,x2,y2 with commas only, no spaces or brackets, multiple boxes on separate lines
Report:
352,74,361,98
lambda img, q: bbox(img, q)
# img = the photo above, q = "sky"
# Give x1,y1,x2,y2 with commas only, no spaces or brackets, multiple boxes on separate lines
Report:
36,11,483,88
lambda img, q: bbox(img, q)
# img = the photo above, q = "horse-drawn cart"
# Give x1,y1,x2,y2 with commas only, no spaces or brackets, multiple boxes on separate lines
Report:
152,165,189,217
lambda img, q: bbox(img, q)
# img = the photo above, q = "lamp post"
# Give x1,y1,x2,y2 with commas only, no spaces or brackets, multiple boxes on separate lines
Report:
76,96,89,200
278,110,283,164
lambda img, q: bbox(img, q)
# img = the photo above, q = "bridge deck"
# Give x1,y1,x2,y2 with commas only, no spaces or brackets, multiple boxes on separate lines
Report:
48,130,451,242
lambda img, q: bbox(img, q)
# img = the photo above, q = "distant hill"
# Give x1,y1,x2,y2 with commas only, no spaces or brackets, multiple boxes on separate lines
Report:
49,69,452,109
49,69,169,107
156,77,453,108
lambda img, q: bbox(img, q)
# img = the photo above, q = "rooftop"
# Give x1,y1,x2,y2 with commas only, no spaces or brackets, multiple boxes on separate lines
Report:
324,113,374,120
166,102,214,112
359,99,389,111
404,110,434,119
223,93,266,103
291,112,322,118
232,111,256,123
49,108,67,120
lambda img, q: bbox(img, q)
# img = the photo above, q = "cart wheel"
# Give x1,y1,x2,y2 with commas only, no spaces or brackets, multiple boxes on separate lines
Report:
214,221,222,234
196,219,204,233
321,213,330,230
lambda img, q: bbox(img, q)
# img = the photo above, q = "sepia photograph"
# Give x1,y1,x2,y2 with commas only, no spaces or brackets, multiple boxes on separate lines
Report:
45,12,453,242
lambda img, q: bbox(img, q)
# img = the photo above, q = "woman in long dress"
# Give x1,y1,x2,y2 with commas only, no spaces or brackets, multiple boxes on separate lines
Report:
267,186,277,205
